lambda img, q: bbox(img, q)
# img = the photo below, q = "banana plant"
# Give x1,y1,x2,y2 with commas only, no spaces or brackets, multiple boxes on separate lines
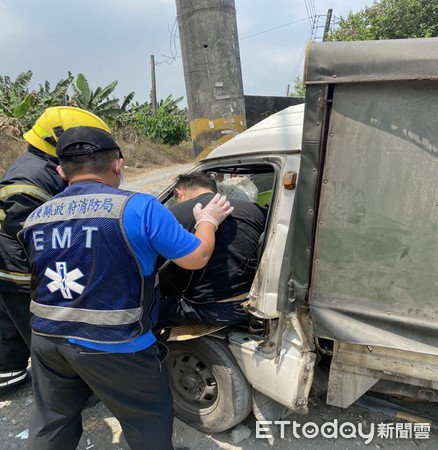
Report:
37,74,74,108
71,73,135,124
0,70,33,119
18,73,77,130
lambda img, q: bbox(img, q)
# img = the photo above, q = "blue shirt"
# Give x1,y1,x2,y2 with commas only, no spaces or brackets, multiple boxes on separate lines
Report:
67,183,200,352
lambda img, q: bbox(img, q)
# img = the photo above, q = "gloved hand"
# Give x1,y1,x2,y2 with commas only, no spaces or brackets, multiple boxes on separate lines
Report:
193,193,234,231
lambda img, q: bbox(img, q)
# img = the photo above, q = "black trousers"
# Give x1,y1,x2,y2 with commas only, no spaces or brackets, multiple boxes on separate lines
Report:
0,290,31,372
30,334,174,450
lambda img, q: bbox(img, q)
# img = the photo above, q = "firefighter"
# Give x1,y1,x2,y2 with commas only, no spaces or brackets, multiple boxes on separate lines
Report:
0,107,110,395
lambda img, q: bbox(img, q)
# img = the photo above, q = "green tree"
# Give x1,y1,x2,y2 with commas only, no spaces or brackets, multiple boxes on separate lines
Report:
0,71,33,119
70,73,134,124
289,77,305,97
327,0,438,41
19,74,75,130
137,95,188,146
37,75,74,109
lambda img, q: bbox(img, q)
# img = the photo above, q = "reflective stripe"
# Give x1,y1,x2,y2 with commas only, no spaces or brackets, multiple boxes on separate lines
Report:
30,300,142,325
0,184,52,203
0,269,32,283
0,370,27,390
0,370,26,378
24,193,126,226
32,122,51,139
0,372,27,387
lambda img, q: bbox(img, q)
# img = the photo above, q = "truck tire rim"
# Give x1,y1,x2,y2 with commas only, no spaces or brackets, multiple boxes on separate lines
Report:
169,351,218,412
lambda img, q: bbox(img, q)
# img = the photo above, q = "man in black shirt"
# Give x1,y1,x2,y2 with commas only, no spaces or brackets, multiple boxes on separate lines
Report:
158,172,266,327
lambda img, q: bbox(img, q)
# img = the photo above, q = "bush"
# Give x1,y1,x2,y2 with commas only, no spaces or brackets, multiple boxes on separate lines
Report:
141,109,188,146
134,95,189,146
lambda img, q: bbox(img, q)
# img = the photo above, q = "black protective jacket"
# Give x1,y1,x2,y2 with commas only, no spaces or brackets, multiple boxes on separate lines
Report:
0,146,67,293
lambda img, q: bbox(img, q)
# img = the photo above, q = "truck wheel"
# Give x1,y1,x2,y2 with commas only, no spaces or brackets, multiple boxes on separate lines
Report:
166,336,252,433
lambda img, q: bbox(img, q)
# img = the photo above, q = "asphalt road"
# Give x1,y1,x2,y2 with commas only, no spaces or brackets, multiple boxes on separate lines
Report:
2,381,437,449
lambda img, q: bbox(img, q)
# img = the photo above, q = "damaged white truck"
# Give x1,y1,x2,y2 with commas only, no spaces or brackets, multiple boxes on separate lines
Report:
157,37,438,434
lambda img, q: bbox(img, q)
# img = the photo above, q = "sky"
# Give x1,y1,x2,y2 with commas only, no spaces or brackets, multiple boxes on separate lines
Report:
0,0,372,108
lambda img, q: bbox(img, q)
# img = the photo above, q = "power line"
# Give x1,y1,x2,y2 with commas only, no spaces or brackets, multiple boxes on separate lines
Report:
239,17,309,40
288,29,313,86
290,0,317,93
155,18,181,66
310,0,317,17
288,2,333,93
311,13,334,41
156,16,310,64
304,0,317,29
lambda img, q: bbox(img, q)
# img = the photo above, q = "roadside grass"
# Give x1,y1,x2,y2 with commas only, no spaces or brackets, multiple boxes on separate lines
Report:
0,133,195,177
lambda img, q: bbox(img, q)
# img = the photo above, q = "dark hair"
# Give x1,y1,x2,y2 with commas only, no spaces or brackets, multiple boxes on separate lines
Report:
174,172,217,195
59,148,120,178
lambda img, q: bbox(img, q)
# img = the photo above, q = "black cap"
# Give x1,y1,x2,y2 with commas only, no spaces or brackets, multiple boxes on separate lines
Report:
56,126,122,158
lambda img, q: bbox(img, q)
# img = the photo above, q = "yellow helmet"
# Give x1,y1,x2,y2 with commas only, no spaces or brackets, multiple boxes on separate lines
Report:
23,106,110,157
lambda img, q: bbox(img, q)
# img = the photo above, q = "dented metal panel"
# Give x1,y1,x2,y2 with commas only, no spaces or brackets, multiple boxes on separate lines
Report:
228,313,316,411
304,38,438,85
310,81,438,354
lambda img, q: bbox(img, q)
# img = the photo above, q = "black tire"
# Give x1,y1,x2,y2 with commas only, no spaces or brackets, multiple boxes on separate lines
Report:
167,336,252,433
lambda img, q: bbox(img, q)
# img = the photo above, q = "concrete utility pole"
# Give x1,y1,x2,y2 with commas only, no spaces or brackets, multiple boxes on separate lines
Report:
176,0,247,159
323,9,333,41
150,54,157,115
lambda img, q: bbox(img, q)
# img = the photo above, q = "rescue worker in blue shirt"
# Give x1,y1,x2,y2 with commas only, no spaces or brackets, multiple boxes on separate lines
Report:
18,125,233,450
0,107,110,395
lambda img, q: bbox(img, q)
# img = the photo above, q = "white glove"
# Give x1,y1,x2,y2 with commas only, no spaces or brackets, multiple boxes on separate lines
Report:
193,193,234,231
